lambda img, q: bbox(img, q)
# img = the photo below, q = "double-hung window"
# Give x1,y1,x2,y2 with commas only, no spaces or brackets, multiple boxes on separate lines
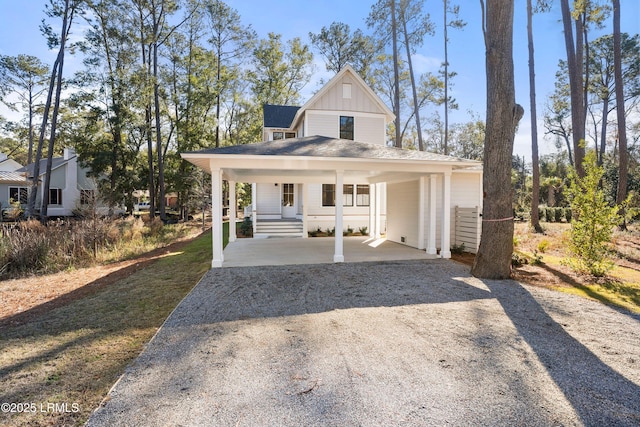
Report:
9,187,28,204
322,184,354,207
356,185,370,206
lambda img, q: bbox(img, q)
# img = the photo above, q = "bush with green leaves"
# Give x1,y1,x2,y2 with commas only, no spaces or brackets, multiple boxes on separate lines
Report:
545,207,555,222
554,207,564,222
565,151,624,276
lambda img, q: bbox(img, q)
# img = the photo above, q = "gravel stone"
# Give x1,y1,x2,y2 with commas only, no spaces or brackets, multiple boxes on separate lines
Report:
87,259,640,426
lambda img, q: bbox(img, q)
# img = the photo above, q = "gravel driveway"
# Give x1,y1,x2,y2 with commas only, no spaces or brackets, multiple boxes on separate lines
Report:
87,259,640,426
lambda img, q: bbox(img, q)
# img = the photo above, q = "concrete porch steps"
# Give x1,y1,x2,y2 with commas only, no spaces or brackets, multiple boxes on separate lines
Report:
255,219,303,238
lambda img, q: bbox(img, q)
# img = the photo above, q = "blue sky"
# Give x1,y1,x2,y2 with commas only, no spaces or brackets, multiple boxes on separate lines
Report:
1,0,639,159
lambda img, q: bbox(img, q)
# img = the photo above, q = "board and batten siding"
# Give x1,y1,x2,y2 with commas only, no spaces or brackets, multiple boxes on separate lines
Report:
307,75,381,114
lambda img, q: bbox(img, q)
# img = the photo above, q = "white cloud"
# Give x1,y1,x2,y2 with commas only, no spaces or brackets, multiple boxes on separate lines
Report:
411,53,442,75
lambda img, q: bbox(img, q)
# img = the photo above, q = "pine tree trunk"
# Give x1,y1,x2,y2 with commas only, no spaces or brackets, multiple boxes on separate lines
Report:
613,0,628,229
443,0,449,155
560,0,585,177
401,15,424,151
471,0,522,280
527,0,542,233
391,0,402,148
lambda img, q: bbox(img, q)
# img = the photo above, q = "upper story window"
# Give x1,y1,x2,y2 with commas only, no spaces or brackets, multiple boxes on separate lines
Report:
273,131,296,140
340,116,354,140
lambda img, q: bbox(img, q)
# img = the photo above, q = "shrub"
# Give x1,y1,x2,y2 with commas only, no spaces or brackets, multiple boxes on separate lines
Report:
239,217,252,236
538,207,546,222
546,207,555,222
1,228,49,274
451,243,466,255
346,225,354,235
537,239,550,253
0,217,197,278
326,227,335,237
554,207,564,222
565,208,572,223
511,252,528,267
565,151,623,276
359,226,368,236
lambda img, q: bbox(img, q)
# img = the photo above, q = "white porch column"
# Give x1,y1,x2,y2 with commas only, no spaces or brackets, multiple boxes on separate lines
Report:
211,167,224,268
440,171,452,259
251,183,257,235
334,170,345,262
369,183,376,238
375,183,382,239
418,176,426,250
302,183,309,238
228,180,236,243
427,174,437,255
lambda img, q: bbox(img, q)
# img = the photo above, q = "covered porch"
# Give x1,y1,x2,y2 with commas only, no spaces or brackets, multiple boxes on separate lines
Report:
181,136,481,268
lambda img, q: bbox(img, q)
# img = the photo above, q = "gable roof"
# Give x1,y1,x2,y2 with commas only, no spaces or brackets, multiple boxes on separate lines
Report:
263,104,301,129
18,156,71,178
290,65,395,130
0,157,24,172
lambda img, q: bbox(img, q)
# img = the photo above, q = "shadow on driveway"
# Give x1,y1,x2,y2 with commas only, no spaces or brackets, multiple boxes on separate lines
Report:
88,259,640,426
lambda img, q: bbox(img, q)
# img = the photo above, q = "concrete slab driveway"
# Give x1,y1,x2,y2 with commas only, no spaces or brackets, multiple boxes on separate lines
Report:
87,260,640,426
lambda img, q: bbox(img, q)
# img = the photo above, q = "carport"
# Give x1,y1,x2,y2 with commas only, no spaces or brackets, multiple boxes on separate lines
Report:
221,236,436,267
181,136,481,268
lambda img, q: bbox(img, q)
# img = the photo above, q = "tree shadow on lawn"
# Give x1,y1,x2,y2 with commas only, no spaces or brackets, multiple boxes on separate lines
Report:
538,262,640,318
485,278,640,426
0,235,211,426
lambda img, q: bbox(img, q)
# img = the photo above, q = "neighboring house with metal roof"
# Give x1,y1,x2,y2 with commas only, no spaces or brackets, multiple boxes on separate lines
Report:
182,65,483,267
0,153,24,172
0,153,27,218
18,148,101,217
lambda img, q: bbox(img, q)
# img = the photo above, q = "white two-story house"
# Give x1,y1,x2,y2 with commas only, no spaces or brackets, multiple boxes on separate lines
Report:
256,65,394,235
18,148,104,217
182,65,483,267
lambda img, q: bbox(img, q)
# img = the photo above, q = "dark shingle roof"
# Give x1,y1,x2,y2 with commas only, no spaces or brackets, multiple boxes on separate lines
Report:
191,135,479,164
263,104,300,128
18,157,70,178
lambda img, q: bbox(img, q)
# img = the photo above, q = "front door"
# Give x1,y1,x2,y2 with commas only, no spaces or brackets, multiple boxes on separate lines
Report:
282,183,296,218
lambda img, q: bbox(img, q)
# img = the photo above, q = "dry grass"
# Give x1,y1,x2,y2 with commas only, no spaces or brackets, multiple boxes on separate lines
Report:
0,231,212,427
0,217,201,279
